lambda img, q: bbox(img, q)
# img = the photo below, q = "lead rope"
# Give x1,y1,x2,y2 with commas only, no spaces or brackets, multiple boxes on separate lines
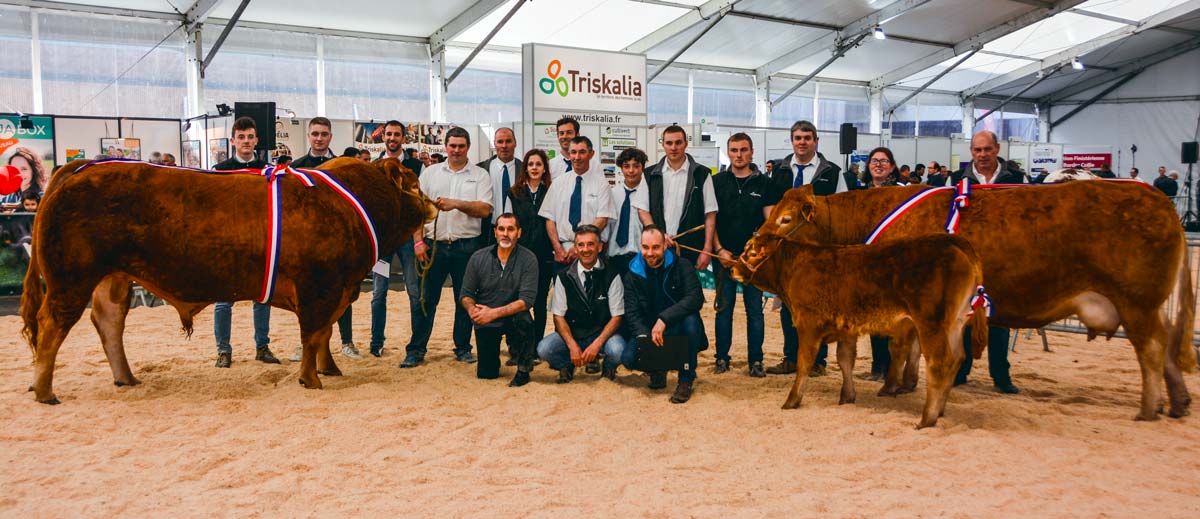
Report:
415,211,439,317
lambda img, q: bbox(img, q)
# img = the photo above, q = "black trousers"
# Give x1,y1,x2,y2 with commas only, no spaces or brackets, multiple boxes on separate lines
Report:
956,325,1012,385
474,312,536,379
870,335,891,375
606,252,637,279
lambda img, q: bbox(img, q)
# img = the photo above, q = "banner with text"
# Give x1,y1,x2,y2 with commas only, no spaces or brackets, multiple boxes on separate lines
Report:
1063,153,1111,170
1029,144,1062,173
523,43,647,127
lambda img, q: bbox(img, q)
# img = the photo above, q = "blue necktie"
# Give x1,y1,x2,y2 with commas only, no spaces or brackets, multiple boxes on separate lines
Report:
569,175,583,230
565,157,573,172
500,164,510,213
793,164,808,188
616,187,633,247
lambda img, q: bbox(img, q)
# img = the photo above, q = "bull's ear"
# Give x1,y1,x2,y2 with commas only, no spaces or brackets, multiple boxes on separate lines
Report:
799,202,815,222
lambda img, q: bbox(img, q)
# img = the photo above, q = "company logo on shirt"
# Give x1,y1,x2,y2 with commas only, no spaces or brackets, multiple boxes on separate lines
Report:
539,59,643,99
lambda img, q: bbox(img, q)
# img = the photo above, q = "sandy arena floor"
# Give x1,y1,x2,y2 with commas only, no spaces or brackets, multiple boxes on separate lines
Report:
2,288,1199,517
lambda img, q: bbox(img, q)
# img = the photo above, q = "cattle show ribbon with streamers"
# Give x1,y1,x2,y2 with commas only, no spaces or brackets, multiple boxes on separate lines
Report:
943,178,971,235
966,285,993,318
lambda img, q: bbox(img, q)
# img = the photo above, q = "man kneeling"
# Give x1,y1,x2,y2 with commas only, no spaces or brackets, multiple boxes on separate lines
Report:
623,225,706,403
536,225,627,383
461,213,540,386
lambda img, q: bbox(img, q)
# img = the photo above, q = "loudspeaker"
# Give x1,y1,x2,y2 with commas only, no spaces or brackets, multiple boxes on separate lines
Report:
839,123,857,155
1183,141,1198,164
234,102,276,153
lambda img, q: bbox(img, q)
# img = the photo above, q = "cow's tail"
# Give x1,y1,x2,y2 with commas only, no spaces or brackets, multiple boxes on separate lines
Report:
20,248,42,356
1169,238,1197,373
969,260,988,360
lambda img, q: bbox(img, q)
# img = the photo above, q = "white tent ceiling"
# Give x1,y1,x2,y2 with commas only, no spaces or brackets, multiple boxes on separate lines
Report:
22,0,1200,102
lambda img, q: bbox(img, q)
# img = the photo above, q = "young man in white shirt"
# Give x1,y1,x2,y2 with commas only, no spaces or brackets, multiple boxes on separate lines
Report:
539,136,616,266
606,147,654,278
642,125,718,271
400,127,494,369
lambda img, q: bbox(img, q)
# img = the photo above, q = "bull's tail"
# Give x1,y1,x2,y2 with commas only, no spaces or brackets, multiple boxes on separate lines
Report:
20,249,42,356
1169,239,1197,372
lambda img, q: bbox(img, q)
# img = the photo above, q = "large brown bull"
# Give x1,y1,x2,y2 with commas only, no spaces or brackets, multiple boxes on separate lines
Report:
756,182,1196,420
21,157,435,404
730,233,989,428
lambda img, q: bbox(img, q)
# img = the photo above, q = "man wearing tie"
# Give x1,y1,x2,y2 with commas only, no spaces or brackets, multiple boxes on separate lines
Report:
606,147,653,278
477,127,522,246
548,117,600,180
764,120,847,378
539,136,616,267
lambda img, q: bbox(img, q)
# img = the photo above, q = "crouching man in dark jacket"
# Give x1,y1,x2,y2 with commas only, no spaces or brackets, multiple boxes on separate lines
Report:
622,225,706,403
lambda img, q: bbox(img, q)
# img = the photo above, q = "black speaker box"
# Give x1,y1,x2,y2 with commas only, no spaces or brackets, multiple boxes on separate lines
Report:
234,102,276,153
1183,141,1198,164
839,123,857,155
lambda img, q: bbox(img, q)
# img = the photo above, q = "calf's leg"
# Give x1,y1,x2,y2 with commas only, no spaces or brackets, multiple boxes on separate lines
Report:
782,330,820,410
836,337,857,404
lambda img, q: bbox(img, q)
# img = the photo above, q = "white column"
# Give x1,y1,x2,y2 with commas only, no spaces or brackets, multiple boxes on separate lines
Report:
686,69,694,124
754,74,769,127
811,82,820,129
868,88,883,134
961,98,975,136
1037,104,1050,143
430,48,447,122
185,28,205,119
316,35,326,117
30,10,43,114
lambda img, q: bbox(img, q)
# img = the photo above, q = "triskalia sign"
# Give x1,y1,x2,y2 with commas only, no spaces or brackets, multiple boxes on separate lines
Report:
523,43,647,126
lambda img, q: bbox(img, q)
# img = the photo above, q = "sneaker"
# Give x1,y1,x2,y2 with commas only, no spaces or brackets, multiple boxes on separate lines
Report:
288,346,302,362
340,342,362,359
399,355,423,368
809,364,828,377
714,359,730,374
255,347,281,364
765,360,797,375
215,352,231,368
648,371,667,390
556,366,575,384
584,359,601,374
455,351,477,364
748,361,766,378
670,379,694,404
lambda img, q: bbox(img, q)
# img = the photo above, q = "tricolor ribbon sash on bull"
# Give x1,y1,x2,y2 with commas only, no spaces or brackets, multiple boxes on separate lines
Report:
77,158,379,304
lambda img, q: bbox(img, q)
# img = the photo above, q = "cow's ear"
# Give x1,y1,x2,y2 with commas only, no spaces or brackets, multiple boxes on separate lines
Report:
800,202,815,222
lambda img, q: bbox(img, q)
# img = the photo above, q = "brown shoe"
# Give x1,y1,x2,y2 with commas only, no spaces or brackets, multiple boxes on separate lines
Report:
215,352,231,368
255,347,281,364
670,379,694,404
765,360,796,375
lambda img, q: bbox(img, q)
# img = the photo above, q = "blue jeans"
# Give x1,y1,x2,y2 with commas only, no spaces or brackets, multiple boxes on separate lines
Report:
781,304,828,368
714,262,764,364
407,237,476,357
537,331,629,371
370,243,422,349
213,301,271,354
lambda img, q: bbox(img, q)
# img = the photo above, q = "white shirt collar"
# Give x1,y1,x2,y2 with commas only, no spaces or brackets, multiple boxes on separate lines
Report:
621,177,642,191
972,162,999,183
790,153,818,170
577,260,598,279
495,157,515,168
664,157,690,175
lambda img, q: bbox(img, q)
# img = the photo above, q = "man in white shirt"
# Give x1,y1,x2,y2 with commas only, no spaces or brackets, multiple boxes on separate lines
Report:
606,147,653,278
643,125,719,271
539,136,616,266
477,127,522,245
400,126,495,369
1129,167,1148,183
548,117,600,180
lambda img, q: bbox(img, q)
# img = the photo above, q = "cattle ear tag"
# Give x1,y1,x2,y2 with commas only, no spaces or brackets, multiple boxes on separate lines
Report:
800,203,815,222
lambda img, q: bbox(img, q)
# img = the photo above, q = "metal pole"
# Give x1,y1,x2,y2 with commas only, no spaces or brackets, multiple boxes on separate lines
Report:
200,0,252,77
648,10,727,83
445,0,528,89
771,32,868,108
976,63,1064,121
888,48,978,116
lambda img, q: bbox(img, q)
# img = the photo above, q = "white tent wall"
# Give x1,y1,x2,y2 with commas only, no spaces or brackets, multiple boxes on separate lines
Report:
1049,49,1200,176
54,117,120,164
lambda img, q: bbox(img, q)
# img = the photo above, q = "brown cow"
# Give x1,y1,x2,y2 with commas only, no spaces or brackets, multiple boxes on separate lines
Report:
729,233,988,428
757,182,1196,420
21,157,435,404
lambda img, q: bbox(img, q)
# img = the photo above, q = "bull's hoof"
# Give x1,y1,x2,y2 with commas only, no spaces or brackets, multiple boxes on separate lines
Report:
37,396,60,405
838,393,857,405
781,398,802,410
896,386,916,395
318,368,343,377
1134,411,1161,422
1168,405,1190,419
298,376,323,390
114,377,142,387
915,418,938,429
878,386,899,397
27,385,33,392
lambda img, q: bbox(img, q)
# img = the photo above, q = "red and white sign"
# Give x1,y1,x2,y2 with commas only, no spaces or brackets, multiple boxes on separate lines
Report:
1062,153,1112,169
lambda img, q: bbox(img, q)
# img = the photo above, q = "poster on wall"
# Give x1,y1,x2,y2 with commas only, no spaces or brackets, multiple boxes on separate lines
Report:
1063,153,1111,170
209,138,229,165
100,137,141,161
181,140,202,168
1029,145,1062,174
0,213,33,295
413,124,452,156
688,147,721,176
598,126,637,181
0,116,55,197
534,123,562,160
353,121,386,156
273,119,298,161
66,149,86,162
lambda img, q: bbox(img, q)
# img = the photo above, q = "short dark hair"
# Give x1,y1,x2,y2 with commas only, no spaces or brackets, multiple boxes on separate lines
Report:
21,189,39,203
1131,167,1139,175
233,116,257,133
446,126,471,146
641,224,666,240
384,120,404,129
790,120,818,140
556,117,580,133
915,163,926,171
900,164,910,171
616,147,648,168
495,212,520,228
727,132,753,148
929,161,940,169
343,147,360,157
308,117,332,129
569,135,593,151
662,125,687,140
574,223,601,241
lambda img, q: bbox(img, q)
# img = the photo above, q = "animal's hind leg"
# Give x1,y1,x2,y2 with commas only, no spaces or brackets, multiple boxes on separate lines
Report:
900,333,920,393
297,324,332,390
836,336,857,404
1161,311,1191,418
1122,308,1168,421
316,324,341,377
90,276,139,387
31,285,93,404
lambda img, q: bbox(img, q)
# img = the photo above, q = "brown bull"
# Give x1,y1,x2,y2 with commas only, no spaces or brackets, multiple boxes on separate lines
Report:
730,234,988,428
21,157,435,404
757,182,1196,420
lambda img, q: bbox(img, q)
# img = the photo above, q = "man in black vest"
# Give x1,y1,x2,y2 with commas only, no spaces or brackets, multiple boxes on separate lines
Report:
536,225,627,384
211,116,280,368
949,130,1024,394
644,125,718,270
764,120,847,378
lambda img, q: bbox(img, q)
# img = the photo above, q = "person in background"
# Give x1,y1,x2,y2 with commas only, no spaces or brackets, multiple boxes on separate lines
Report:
358,149,372,162
478,127,522,246
926,161,947,186
342,147,361,158
606,147,652,279
509,148,555,344
860,147,903,380
21,190,39,213
275,156,292,167
898,164,911,184
912,163,926,184
432,153,446,164
1096,163,1116,179
1128,167,1147,184
148,151,163,164
1154,166,1179,196
379,121,424,174
161,153,176,166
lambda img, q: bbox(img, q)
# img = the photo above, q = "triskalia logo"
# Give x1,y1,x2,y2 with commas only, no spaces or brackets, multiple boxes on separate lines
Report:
539,60,643,99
